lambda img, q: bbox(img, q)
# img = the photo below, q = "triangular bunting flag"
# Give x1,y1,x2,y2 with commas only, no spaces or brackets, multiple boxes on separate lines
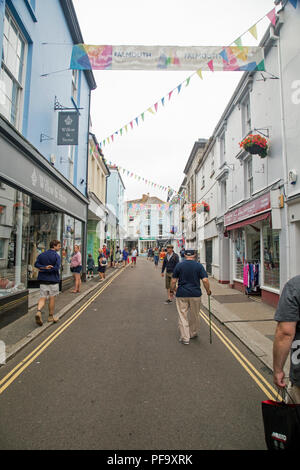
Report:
120,128,123,136
135,117,139,126
267,8,276,26
161,97,165,106
197,69,203,79
288,0,298,8
141,112,145,121
130,121,134,129
111,135,114,142
249,24,258,40
177,84,182,94
234,37,244,51
207,60,214,72
125,125,128,133
219,49,229,63
168,90,173,100
154,102,158,112
148,107,155,114
185,77,191,87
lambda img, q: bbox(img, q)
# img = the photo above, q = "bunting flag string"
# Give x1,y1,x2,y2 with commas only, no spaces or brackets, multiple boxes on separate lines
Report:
97,7,277,149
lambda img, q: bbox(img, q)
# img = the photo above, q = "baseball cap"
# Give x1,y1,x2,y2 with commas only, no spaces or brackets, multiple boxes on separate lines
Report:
184,249,195,256
166,244,174,249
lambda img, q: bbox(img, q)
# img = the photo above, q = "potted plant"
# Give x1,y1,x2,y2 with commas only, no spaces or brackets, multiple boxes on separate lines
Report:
239,134,269,158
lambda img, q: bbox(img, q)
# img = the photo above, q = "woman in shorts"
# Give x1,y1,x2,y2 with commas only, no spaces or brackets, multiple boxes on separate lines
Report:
97,249,107,281
70,245,82,293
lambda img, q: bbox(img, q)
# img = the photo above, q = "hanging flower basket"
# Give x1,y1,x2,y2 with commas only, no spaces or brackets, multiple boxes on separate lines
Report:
239,134,269,158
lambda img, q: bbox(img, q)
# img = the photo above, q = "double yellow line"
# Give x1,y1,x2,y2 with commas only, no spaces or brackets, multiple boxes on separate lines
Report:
199,309,279,401
0,268,125,395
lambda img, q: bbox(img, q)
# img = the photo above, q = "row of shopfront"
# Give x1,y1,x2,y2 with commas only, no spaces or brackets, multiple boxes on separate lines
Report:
200,191,281,307
0,116,88,327
0,116,124,328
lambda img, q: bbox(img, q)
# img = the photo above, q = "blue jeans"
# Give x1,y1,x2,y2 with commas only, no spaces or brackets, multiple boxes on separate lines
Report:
154,255,159,265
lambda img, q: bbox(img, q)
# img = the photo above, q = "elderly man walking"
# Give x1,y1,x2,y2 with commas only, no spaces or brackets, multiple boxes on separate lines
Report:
171,249,211,345
161,244,179,304
273,275,300,403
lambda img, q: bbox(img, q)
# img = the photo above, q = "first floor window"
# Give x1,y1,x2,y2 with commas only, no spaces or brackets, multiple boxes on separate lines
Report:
0,8,26,128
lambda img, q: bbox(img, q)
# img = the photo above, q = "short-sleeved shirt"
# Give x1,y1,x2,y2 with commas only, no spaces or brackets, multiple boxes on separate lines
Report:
172,260,208,298
274,275,300,386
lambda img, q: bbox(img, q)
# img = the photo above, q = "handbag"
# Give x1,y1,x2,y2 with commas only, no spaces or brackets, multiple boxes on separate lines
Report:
261,388,300,450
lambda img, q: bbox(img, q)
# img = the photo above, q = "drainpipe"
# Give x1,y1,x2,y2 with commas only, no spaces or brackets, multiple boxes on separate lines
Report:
272,23,290,284
82,89,92,282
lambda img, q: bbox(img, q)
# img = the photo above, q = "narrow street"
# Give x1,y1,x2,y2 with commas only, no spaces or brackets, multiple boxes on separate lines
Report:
0,258,273,450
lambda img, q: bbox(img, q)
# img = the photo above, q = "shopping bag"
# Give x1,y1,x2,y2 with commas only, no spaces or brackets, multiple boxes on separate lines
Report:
261,399,300,450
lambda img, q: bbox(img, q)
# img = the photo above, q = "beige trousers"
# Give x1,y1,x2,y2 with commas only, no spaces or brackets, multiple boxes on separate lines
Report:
175,297,201,342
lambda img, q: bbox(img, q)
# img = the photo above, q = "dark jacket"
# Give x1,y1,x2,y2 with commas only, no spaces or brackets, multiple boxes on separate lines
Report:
34,249,61,284
162,252,179,274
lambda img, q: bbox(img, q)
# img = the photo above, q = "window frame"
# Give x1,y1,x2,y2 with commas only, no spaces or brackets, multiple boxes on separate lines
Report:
0,7,27,130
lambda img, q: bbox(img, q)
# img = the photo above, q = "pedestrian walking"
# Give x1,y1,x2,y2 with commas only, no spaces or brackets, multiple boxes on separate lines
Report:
97,248,107,281
131,247,137,267
171,249,212,345
161,244,179,304
87,254,95,278
34,239,61,326
153,246,160,267
273,275,300,403
70,245,82,293
160,248,166,262
115,247,121,268
122,247,129,267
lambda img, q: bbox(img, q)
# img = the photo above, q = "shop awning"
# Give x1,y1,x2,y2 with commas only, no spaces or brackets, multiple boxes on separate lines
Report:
226,211,271,231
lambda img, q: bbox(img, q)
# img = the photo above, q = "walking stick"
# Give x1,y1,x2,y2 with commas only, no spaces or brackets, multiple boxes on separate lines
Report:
208,294,212,344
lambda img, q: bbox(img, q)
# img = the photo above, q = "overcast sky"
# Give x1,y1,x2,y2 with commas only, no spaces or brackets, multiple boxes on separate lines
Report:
73,0,276,201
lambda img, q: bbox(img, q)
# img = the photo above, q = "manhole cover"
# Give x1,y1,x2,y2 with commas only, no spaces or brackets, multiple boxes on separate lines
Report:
212,294,252,303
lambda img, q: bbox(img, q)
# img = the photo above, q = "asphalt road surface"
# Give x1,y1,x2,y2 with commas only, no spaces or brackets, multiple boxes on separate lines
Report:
0,258,276,450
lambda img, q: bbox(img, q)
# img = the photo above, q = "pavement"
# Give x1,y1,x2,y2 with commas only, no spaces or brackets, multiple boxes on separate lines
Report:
0,260,283,376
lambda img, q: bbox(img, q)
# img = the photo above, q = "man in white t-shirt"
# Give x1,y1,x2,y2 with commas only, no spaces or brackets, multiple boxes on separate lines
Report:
131,247,137,267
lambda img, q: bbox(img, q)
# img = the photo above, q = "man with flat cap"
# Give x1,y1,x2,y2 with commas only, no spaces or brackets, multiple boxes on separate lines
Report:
171,249,212,345
161,244,179,304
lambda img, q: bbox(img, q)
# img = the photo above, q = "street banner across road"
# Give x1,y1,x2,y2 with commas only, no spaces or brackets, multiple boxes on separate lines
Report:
70,45,265,72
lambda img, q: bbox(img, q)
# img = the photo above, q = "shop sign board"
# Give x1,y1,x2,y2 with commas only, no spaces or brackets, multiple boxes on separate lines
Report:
57,112,79,145
224,193,271,226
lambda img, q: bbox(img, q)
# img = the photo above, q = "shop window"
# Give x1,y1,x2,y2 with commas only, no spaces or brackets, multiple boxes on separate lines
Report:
28,205,62,281
0,182,30,296
241,93,251,137
62,215,74,279
263,221,280,290
61,216,83,279
0,8,26,128
234,229,245,280
159,224,163,236
220,132,226,166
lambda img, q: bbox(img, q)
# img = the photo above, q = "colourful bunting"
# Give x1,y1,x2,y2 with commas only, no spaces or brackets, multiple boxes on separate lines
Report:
249,25,258,40
207,60,214,72
288,0,298,8
267,8,276,26
197,69,203,79
99,7,273,148
234,37,243,52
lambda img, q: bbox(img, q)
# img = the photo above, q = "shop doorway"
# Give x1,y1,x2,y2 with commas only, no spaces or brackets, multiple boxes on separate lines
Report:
245,224,261,296
27,199,62,288
205,240,212,275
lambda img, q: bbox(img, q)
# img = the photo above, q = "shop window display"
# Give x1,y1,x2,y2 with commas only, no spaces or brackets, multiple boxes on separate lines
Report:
62,215,75,279
263,222,280,289
234,229,245,280
28,208,62,280
0,182,30,297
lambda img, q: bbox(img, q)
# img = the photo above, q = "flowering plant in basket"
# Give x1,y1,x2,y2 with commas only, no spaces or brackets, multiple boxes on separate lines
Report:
239,134,269,158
